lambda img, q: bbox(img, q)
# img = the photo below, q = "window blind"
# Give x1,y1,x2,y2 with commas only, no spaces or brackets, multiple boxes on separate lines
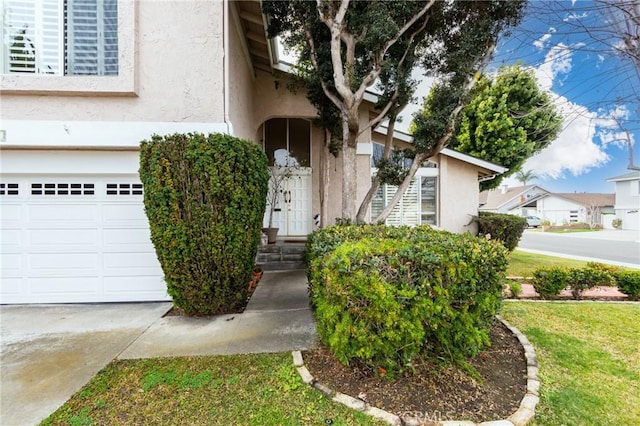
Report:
65,0,118,76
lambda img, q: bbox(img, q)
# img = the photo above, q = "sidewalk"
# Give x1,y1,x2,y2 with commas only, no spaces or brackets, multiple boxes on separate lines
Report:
118,270,317,359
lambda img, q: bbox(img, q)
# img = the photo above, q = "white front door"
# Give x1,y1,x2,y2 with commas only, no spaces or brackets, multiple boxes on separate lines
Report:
264,168,312,236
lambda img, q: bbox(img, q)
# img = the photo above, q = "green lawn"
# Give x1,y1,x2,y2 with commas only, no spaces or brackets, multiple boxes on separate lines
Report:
42,353,382,426
507,250,590,277
501,302,640,426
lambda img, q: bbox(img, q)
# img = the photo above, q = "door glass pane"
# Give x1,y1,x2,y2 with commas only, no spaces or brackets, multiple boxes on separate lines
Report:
288,119,311,167
421,177,437,225
265,118,287,166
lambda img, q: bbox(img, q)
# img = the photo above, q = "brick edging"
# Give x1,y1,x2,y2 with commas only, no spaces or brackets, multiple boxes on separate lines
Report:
292,316,539,426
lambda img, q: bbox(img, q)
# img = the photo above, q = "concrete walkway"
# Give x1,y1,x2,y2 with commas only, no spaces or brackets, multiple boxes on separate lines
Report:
0,303,172,426
0,270,315,425
119,270,317,359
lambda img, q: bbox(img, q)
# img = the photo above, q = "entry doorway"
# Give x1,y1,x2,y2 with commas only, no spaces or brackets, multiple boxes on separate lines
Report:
262,118,312,236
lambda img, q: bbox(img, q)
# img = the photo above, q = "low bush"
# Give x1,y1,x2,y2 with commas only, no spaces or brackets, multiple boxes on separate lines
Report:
586,262,623,276
476,212,527,251
531,267,568,299
139,133,269,315
615,270,640,300
507,280,523,298
567,267,614,300
307,224,509,374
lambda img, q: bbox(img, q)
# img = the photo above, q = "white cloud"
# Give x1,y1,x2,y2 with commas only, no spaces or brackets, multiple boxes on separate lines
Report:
533,33,552,50
535,43,573,91
521,97,609,179
563,12,588,22
594,105,635,148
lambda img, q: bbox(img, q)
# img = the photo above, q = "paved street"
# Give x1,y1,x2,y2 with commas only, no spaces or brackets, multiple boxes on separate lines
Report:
517,229,640,268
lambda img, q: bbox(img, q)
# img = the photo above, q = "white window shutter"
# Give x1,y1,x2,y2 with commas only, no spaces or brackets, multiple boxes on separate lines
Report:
39,0,63,74
66,0,118,76
385,185,403,227
402,178,420,226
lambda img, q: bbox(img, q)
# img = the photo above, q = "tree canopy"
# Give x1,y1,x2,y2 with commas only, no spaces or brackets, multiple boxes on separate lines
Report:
263,0,526,221
450,64,562,190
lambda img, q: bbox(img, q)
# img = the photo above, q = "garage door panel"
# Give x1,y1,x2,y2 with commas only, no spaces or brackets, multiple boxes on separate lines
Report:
28,204,99,222
29,252,99,273
1,204,23,221
104,252,161,273
103,204,147,221
1,229,22,248
1,253,23,275
29,229,100,247
29,277,99,295
103,228,152,246
1,278,24,297
105,276,167,294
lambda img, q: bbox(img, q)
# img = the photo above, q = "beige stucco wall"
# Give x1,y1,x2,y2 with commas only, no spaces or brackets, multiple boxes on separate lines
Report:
227,6,255,141
439,156,480,234
0,0,225,123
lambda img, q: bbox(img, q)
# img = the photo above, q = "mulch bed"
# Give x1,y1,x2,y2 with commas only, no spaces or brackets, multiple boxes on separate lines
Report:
303,320,527,424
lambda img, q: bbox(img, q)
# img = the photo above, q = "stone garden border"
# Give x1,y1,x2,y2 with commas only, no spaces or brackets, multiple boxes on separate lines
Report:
292,316,539,426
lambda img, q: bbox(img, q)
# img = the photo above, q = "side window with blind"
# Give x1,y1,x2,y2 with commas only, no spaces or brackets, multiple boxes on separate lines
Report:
1,0,118,76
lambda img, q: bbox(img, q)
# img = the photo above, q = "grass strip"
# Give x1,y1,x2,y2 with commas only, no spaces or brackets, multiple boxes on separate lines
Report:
501,302,640,426
41,353,382,426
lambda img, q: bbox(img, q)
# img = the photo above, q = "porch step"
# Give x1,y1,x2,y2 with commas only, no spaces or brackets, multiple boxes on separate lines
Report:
256,242,306,271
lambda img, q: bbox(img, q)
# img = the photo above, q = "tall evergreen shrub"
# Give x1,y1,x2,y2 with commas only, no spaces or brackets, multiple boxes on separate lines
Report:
477,212,527,251
139,133,269,315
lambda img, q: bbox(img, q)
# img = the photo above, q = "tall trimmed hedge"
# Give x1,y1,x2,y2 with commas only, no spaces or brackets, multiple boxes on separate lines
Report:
139,133,269,315
306,224,509,373
477,212,527,251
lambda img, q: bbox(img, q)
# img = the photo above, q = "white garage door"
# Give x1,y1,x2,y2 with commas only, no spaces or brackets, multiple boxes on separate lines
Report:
0,176,169,304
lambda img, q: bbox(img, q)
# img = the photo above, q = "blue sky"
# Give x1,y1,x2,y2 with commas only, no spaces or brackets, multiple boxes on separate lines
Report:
400,0,639,194
493,0,639,193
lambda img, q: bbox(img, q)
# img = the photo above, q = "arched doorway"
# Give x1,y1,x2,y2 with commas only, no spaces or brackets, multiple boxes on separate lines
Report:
261,118,312,237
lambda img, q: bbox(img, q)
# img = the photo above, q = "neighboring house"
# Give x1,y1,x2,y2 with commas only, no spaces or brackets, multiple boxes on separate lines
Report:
0,0,505,304
480,185,615,226
535,193,615,226
479,185,550,216
607,171,640,231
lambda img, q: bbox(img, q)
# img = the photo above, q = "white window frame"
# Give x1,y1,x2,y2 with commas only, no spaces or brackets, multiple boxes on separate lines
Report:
0,0,136,95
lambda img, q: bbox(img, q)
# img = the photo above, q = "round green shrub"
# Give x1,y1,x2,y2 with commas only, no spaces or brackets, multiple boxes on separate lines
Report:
615,270,640,300
531,267,569,299
567,267,614,300
308,225,509,374
139,133,269,315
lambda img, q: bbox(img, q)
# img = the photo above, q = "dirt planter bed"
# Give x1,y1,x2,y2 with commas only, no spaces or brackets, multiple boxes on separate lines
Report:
293,317,540,426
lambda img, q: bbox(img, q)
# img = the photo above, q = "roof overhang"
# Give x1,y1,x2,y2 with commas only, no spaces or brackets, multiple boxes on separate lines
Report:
372,126,507,176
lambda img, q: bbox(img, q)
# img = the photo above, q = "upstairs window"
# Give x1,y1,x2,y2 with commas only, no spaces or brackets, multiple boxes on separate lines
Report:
1,0,118,76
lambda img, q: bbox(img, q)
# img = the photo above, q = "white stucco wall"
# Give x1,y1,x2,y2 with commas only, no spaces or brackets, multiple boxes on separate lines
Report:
614,180,640,230
536,196,585,225
1,0,226,145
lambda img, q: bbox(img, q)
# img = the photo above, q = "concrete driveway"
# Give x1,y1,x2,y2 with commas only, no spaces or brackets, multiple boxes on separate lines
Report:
0,302,171,426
